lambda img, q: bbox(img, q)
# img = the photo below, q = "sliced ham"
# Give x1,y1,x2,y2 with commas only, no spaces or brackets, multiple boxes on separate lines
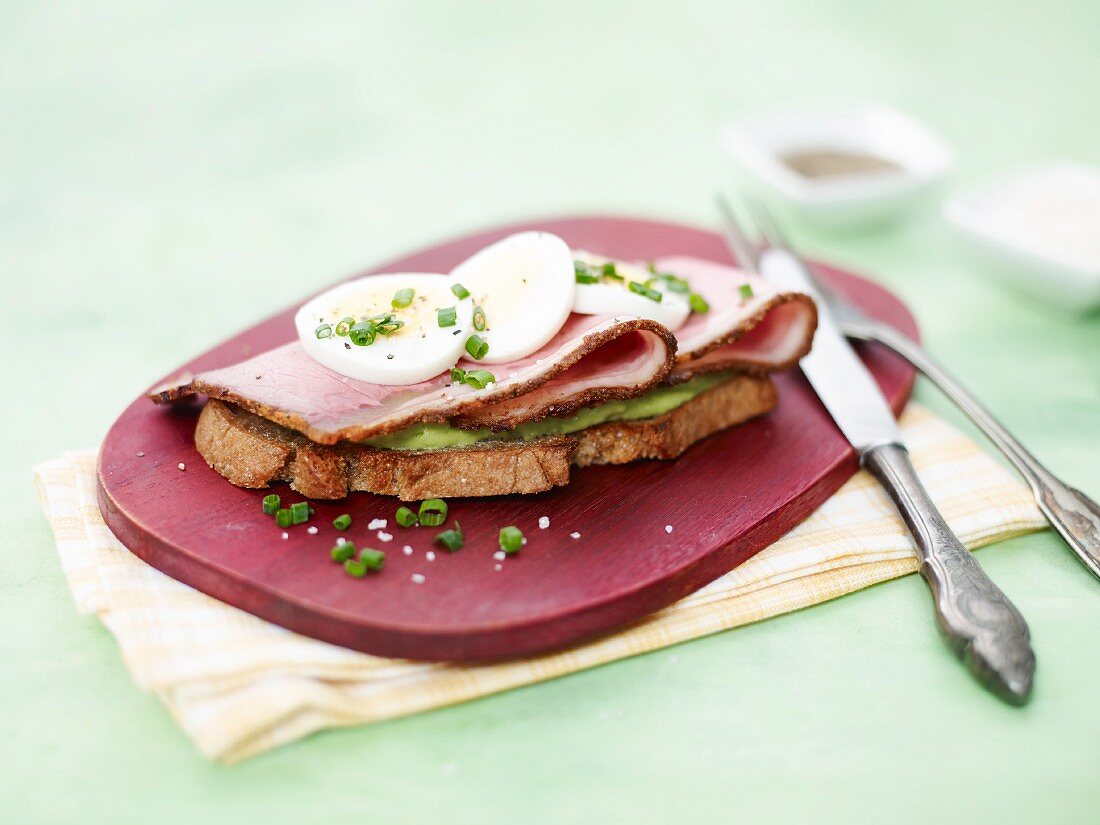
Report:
655,256,817,381
150,255,815,444
151,315,676,445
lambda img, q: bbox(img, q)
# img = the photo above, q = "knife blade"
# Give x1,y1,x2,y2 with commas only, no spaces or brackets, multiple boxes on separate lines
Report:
756,245,1036,704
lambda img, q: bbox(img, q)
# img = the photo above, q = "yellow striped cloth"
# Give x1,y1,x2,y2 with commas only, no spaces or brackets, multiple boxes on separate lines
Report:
34,404,1045,763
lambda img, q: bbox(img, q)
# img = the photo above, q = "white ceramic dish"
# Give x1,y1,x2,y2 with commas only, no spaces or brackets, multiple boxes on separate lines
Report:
722,104,955,228
943,162,1100,314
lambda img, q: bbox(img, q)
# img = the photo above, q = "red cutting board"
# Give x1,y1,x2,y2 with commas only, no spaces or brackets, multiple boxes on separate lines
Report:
97,217,917,661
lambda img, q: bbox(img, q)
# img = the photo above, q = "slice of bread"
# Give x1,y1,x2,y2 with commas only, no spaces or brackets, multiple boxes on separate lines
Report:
193,374,777,501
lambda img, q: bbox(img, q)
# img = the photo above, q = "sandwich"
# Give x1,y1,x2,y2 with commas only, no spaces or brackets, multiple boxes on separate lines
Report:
151,231,817,500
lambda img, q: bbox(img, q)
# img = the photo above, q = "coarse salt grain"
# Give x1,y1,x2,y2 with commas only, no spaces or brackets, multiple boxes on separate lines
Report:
136,451,145,457
402,545,413,556
281,532,289,540
411,573,426,584
493,551,506,561
177,462,186,471
494,564,503,571
377,531,393,542
336,537,347,545
665,524,673,534
368,518,387,530
307,526,318,535
426,551,436,561
570,531,581,539
538,516,550,529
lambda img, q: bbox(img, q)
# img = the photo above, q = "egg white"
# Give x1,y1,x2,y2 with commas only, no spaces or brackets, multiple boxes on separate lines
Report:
571,251,691,331
449,231,575,364
295,273,473,385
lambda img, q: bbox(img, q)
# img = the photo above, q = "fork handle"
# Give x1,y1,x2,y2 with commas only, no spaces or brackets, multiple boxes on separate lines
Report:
848,321,1100,581
862,443,1035,704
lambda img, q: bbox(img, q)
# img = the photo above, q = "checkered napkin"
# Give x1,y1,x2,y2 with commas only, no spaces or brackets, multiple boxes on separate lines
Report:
34,405,1045,763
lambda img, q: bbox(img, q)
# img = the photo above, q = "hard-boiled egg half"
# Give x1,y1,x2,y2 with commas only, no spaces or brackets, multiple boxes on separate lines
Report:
296,273,473,385
449,231,575,364
571,250,691,331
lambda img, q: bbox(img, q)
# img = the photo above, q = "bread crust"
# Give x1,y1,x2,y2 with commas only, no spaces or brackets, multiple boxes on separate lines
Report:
192,374,777,501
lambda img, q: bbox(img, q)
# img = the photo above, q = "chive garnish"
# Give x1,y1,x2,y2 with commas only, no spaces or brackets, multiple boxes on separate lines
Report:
739,283,755,300
660,274,690,293
392,288,415,309
349,321,376,347
575,271,599,284
344,559,368,578
499,525,524,554
275,508,292,528
601,262,623,281
434,521,464,553
465,334,489,359
315,324,333,339
472,305,487,331
331,542,356,563
262,494,280,516
450,283,470,300
628,281,663,302
450,366,466,384
395,506,418,527
463,368,495,389
333,513,352,531
437,306,457,327
289,501,310,525
418,498,447,527
334,317,354,336
358,548,385,571
689,292,710,313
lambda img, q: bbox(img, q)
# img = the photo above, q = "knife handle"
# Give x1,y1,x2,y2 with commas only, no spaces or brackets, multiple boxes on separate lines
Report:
862,443,1036,704
854,322,1100,581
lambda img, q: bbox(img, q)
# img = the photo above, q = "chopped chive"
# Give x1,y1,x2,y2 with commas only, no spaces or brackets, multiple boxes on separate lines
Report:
575,272,599,284
331,542,356,563
334,317,354,336
344,559,368,578
333,513,352,531
600,262,618,277
418,498,448,527
689,292,710,313
472,305,487,331
391,288,415,309
738,283,755,300
262,494,280,515
348,321,376,346
395,506,418,527
660,274,690,293
437,306,457,327
628,281,663,302
450,282,470,300
646,260,657,274
434,521,464,552
315,323,333,339
465,334,489,359
289,501,311,525
450,366,466,384
375,317,404,336
463,368,495,389
499,525,524,554
275,508,292,528
358,548,385,571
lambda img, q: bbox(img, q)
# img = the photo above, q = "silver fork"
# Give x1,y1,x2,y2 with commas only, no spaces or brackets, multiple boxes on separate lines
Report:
718,195,1100,581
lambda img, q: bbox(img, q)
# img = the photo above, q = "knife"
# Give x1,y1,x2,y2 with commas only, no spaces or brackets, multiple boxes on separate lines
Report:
726,208,1036,704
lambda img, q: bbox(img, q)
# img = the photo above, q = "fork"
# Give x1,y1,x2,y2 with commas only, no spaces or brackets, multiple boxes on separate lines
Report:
717,195,1100,581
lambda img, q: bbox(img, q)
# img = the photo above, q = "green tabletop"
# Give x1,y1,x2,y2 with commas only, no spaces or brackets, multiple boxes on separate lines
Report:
5,2,1099,822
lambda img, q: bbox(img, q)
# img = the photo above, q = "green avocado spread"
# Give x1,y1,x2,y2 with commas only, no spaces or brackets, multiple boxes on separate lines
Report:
364,372,732,451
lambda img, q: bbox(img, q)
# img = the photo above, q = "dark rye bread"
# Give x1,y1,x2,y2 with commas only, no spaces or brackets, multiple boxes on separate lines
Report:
193,374,777,501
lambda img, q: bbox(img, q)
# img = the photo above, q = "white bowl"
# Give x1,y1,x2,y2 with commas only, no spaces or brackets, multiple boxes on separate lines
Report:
722,104,955,228
943,162,1100,314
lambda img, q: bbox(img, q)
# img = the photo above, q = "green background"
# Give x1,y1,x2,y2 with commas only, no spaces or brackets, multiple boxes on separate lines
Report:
4,1,1099,822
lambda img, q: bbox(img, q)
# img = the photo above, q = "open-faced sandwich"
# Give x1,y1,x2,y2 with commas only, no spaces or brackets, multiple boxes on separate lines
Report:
151,232,817,500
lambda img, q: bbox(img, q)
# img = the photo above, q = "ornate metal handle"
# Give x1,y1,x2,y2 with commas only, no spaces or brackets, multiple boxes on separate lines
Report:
847,321,1100,581
862,443,1036,704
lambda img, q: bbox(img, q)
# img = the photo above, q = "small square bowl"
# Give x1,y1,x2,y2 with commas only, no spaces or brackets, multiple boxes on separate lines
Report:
722,104,955,228
943,162,1100,314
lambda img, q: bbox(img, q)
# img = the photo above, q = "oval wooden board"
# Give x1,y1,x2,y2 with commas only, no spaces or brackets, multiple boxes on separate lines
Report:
98,217,917,661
